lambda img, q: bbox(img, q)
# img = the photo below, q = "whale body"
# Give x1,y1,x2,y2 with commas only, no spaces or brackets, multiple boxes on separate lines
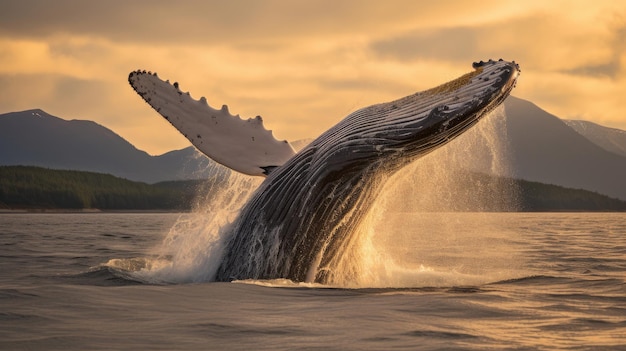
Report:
129,59,520,284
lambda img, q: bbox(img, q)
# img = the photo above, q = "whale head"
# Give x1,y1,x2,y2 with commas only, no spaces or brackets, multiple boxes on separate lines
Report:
303,59,520,177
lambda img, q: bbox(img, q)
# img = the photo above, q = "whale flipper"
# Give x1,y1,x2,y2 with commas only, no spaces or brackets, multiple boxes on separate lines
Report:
128,71,296,176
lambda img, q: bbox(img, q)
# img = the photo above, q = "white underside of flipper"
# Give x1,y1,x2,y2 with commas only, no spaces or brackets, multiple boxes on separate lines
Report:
129,71,296,176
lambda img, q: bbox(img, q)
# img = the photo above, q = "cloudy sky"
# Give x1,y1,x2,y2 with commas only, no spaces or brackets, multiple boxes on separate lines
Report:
1,1,624,155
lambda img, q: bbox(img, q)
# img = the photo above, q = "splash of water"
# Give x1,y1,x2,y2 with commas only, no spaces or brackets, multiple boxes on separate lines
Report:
127,166,260,284
380,105,519,213
343,106,524,287
115,107,521,287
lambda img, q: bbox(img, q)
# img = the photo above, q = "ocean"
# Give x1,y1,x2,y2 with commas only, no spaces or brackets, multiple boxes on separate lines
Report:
1,211,624,350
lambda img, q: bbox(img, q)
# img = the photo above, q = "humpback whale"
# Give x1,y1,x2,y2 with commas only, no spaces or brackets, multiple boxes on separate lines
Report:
129,59,520,284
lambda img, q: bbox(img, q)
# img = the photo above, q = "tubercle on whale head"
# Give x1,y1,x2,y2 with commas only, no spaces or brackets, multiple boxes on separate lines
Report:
370,59,520,165
443,60,519,125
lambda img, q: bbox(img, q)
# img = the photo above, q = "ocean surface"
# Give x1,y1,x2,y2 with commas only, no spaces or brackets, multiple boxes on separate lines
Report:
1,212,624,350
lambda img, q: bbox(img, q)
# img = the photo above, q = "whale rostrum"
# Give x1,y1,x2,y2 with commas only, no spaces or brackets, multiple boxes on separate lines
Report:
129,59,520,284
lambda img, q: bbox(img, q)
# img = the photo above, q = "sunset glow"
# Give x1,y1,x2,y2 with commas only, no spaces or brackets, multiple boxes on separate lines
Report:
1,1,624,154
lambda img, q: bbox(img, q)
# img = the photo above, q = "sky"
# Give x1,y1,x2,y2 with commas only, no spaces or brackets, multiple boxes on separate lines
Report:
0,1,624,155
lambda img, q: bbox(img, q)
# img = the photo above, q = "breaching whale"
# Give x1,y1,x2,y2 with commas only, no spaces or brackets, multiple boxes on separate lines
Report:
129,59,520,284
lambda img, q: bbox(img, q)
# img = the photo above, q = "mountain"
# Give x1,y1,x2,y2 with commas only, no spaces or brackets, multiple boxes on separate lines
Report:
504,96,626,200
0,109,216,183
564,119,626,157
2,100,626,201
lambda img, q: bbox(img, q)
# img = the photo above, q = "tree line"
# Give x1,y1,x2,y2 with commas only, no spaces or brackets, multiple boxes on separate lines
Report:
516,178,626,212
1,166,625,211
0,166,205,210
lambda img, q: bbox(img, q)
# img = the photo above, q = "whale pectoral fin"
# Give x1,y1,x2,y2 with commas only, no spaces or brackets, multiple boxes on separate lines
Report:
128,70,296,176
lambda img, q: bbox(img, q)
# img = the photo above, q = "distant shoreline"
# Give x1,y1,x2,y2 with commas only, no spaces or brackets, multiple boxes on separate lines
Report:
2,166,626,213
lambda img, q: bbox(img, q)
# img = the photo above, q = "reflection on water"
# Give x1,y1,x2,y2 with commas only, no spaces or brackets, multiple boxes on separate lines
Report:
0,212,624,350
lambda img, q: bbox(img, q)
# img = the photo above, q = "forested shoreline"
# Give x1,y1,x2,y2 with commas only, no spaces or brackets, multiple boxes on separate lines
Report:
0,166,205,211
1,166,625,212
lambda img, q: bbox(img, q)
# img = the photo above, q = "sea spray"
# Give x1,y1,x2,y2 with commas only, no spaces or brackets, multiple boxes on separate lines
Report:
381,105,519,213
341,107,524,287
130,167,261,283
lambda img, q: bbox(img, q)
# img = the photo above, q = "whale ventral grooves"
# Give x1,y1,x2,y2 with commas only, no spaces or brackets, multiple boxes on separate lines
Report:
213,59,520,284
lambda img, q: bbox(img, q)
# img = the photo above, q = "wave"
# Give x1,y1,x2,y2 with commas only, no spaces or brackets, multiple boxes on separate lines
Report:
233,263,503,290
490,274,565,285
60,265,146,286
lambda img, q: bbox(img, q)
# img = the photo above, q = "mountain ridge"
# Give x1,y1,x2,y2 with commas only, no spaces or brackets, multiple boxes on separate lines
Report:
564,119,626,157
0,109,215,183
504,96,626,200
2,98,626,200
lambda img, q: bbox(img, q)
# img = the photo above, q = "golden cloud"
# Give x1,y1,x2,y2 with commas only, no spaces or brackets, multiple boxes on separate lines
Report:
0,1,625,154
